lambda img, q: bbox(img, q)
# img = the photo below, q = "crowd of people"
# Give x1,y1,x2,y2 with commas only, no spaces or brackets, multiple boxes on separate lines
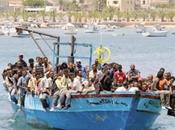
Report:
2,54,175,111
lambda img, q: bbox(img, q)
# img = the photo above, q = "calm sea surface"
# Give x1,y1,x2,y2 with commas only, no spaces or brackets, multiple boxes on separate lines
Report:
1,27,175,130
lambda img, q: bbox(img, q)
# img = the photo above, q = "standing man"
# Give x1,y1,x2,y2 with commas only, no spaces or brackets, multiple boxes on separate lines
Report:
15,54,27,68
17,69,30,107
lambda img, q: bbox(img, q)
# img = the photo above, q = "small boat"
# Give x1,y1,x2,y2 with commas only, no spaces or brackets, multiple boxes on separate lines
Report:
11,32,30,38
85,26,99,33
62,23,75,30
10,92,161,130
0,28,4,35
64,28,78,35
105,26,115,32
135,24,145,33
142,30,168,37
142,25,168,37
1,25,16,36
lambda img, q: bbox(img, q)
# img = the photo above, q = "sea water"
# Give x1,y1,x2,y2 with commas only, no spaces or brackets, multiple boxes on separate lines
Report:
0,27,175,130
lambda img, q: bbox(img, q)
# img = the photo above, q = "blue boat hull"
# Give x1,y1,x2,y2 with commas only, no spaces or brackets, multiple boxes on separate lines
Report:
10,93,161,130
23,109,158,130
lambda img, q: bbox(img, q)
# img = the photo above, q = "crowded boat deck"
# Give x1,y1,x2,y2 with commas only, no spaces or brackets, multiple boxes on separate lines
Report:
2,54,175,111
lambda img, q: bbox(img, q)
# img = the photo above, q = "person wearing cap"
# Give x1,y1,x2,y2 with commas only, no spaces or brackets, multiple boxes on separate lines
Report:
15,54,27,68
75,59,82,71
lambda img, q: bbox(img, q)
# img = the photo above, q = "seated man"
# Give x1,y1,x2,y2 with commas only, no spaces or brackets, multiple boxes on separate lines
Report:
58,70,82,109
127,64,140,83
114,64,126,87
51,69,71,110
100,68,112,92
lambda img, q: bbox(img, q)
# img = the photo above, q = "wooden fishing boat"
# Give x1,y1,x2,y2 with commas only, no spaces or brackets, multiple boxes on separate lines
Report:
10,92,161,130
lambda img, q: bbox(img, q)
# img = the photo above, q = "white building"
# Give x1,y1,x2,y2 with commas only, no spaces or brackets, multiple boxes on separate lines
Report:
140,0,151,8
151,0,170,5
107,0,120,8
106,0,135,11
0,0,8,10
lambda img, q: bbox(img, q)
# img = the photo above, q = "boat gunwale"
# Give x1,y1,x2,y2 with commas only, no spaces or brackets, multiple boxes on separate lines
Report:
72,93,160,99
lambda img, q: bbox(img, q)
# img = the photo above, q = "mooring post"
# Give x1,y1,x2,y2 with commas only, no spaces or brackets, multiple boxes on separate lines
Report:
56,37,60,66
68,35,76,63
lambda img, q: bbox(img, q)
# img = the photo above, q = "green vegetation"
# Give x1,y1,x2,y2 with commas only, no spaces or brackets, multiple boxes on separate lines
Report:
23,0,45,7
0,1,175,23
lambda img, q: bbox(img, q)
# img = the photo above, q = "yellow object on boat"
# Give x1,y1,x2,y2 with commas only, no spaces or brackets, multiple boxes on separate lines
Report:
94,45,111,64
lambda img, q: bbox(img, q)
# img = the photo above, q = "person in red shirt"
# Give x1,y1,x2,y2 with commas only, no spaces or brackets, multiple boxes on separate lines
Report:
114,65,126,86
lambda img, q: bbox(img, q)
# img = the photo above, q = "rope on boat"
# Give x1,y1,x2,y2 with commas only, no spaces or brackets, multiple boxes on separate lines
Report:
39,34,53,51
30,32,46,57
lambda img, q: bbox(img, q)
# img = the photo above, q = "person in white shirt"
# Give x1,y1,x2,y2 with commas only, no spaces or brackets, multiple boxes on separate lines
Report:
59,70,82,109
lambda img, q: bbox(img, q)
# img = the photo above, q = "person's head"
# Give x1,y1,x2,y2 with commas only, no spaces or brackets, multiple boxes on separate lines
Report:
50,71,54,78
76,60,82,70
19,54,23,60
113,63,119,71
36,74,40,80
104,68,109,75
46,72,50,78
84,65,89,72
68,62,74,68
92,64,97,72
36,57,40,62
133,81,138,87
147,75,153,81
63,69,69,77
102,63,109,73
61,62,68,70
164,72,171,80
159,68,165,74
28,58,34,64
43,57,48,63
157,71,164,79
130,64,135,71
38,57,43,64
118,64,122,72
22,69,27,76
69,73,75,81
7,69,13,77
32,71,36,77
7,63,13,69
56,71,63,80
76,70,82,77
95,59,99,65
76,59,81,65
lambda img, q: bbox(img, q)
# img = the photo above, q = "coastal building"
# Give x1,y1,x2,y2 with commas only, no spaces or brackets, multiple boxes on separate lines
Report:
170,0,175,3
106,0,120,8
0,0,8,10
106,0,136,11
8,0,23,9
140,0,151,9
77,0,97,11
120,0,135,11
151,0,170,5
137,0,173,9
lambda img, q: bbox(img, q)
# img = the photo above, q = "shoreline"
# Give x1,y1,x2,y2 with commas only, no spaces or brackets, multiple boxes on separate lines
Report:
0,20,175,29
